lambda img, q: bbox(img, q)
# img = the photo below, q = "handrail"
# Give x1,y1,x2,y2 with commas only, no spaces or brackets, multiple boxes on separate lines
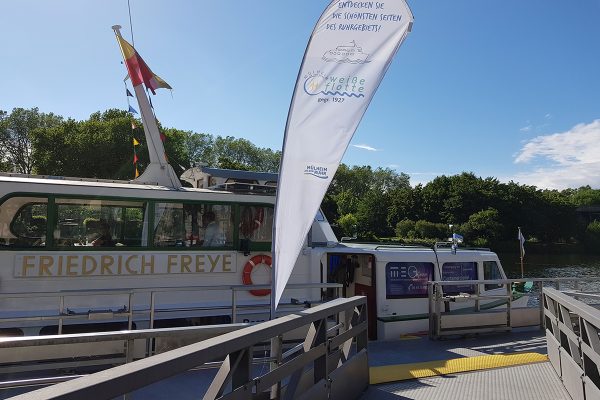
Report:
0,282,343,334
429,277,598,285
7,296,369,400
0,323,248,349
543,287,600,399
426,277,597,339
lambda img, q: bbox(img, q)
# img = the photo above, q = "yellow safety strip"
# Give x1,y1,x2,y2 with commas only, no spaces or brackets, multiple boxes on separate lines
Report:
370,352,548,384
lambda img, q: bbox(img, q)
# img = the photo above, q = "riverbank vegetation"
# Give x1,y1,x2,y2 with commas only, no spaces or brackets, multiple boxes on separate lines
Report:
2,107,600,251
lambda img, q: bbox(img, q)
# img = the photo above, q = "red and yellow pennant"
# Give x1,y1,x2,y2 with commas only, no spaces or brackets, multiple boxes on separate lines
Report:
114,33,172,95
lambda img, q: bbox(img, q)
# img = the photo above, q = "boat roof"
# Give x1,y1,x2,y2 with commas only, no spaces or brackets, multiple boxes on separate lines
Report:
334,242,498,257
0,173,277,203
0,173,213,192
200,167,279,182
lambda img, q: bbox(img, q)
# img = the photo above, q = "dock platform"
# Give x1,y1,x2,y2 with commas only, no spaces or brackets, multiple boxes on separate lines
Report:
363,328,569,400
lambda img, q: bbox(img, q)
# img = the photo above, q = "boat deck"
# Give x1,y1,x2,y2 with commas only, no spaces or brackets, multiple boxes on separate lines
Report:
363,328,569,400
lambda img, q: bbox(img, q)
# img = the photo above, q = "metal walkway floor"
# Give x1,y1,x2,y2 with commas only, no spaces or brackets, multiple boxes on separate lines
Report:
361,328,570,400
361,362,569,400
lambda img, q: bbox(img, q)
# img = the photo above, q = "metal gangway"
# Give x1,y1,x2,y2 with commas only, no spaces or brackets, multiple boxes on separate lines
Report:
2,296,368,400
543,287,600,400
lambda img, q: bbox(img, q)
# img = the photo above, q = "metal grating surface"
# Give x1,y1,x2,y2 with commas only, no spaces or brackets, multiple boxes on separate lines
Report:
361,362,570,400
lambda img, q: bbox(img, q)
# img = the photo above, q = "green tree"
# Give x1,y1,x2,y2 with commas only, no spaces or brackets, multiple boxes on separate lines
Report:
338,213,358,237
395,219,416,238
584,220,600,252
413,220,448,239
460,208,504,244
0,107,62,173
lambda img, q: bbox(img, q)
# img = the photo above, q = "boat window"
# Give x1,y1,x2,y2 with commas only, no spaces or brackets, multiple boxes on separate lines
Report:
239,205,273,243
54,198,146,247
315,209,325,222
154,202,233,248
483,261,503,290
441,262,477,294
385,262,434,298
2,197,48,247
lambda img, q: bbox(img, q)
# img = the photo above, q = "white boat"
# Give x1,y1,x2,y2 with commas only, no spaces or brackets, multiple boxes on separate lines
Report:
0,24,523,341
0,166,526,339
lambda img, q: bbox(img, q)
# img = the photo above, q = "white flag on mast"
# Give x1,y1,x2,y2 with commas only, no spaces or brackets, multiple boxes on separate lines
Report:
518,227,526,257
272,0,414,309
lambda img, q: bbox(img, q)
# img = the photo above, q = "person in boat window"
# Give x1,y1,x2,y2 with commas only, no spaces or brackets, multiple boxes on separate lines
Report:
92,220,115,247
200,211,223,247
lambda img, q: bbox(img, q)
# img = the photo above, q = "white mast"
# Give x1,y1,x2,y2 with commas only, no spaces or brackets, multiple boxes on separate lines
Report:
112,25,181,189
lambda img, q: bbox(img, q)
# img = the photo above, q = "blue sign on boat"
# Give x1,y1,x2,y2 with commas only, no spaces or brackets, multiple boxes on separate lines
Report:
441,262,478,294
385,262,434,299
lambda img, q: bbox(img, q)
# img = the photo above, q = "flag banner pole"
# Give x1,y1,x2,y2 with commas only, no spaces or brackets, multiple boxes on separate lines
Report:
271,0,414,310
518,227,525,279
112,25,180,188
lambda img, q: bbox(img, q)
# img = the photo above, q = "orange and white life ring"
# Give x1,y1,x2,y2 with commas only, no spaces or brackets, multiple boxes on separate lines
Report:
242,254,271,296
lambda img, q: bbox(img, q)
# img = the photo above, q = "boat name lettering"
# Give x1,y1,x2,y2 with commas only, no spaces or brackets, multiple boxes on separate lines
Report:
15,254,236,277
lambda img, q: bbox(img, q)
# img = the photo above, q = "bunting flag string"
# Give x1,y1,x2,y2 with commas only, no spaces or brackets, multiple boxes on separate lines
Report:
132,117,140,179
124,81,134,112
128,105,138,114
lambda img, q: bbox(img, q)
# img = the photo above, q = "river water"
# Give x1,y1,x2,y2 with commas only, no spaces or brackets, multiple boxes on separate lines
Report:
498,252,600,293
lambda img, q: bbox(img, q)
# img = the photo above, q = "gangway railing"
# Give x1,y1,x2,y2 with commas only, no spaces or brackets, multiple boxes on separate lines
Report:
6,296,369,400
543,287,600,400
428,277,597,339
0,283,342,334
0,323,247,376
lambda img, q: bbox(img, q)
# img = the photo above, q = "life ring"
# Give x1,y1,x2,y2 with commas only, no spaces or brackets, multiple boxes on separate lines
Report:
242,254,271,296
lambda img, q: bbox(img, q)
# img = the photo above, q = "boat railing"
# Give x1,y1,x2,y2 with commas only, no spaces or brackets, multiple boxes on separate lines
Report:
427,277,598,339
543,287,600,399
2,296,369,400
0,283,343,335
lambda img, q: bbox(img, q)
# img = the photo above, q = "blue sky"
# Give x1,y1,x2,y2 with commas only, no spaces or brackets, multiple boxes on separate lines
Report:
2,0,600,189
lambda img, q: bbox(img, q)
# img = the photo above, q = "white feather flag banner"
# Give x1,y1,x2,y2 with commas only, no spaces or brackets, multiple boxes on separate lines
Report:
272,0,414,309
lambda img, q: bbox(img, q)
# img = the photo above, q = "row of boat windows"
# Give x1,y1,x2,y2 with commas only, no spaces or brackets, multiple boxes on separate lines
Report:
384,261,503,298
0,196,273,249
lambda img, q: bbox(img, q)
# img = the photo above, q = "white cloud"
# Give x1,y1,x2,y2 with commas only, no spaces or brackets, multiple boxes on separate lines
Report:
512,120,600,189
520,124,532,133
351,143,379,151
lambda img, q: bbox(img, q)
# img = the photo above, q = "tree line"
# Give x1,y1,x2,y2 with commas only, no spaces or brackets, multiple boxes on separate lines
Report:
2,107,600,250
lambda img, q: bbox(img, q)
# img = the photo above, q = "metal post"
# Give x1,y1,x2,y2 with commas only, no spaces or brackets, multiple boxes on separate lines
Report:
127,293,133,331
58,295,65,335
435,283,442,339
232,289,237,323
428,283,434,338
270,335,283,400
506,283,512,329
475,283,481,312
150,292,156,329
539,283,545,330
